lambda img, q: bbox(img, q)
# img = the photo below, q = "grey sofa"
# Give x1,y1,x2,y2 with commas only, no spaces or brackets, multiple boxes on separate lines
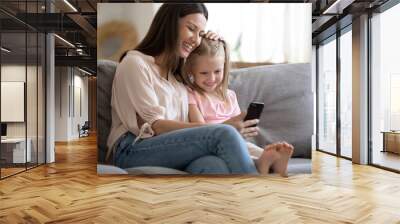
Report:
97,60,313,175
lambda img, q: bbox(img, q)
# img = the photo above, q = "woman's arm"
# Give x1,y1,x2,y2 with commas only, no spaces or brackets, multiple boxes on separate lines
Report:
152,113,259,137
152,119,205,135
189,105,206,123
151,101,208,134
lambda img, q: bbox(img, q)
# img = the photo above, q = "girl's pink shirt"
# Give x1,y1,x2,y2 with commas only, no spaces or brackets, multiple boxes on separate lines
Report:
188,88,241,124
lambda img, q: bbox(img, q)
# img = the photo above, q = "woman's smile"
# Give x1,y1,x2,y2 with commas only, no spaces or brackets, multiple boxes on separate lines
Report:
182,41,195,55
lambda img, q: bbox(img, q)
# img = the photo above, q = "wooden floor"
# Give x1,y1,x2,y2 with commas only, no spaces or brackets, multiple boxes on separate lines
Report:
1,167,26,178
1,135,400,223
372,150,400,171
1,163,45,178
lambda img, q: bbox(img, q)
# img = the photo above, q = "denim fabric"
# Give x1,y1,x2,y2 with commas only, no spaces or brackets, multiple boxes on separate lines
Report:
184,155,230,174
114,124,258,174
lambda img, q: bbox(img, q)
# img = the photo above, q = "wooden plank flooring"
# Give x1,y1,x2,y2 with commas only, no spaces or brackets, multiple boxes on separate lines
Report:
1,135,400,223
1,167,26,178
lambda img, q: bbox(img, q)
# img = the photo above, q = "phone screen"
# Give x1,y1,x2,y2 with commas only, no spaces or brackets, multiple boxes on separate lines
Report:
244,102,264,126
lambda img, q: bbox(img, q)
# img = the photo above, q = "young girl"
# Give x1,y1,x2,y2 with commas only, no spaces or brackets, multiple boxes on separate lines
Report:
183,39,294,176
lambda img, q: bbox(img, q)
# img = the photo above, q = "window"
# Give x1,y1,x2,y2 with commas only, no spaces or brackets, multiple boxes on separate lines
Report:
205,3,311,64
0,1,47,179
371,2,400,171
390,74,400,130
317,36,337,154
340,28,352,158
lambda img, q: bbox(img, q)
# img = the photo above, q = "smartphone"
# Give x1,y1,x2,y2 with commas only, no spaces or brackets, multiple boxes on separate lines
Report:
243,102,264,127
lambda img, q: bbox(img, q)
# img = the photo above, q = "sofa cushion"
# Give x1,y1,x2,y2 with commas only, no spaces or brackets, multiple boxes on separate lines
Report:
229,63,313,158
287,158,312,174
98,160,311,175
97,164,189,175
97,164,128,174
125,166,188,175
97,60,118,163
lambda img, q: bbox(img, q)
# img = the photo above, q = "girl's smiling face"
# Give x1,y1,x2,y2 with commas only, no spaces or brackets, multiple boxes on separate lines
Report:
191,55,225,93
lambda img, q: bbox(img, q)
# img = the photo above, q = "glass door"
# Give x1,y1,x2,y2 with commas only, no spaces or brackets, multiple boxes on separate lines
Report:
0,1,47,179
1,30,28,178
317,36,337,155
339,28,352,159
370,3,400,171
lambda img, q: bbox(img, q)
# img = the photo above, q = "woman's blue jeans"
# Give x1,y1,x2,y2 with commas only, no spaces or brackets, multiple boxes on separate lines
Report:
114,124,258,174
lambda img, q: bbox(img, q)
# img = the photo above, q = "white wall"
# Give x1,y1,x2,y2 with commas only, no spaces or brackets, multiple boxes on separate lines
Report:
55,67,69,141
1,65,36,138
72,73,89,138
1,65,26,81
54,67,89,141
1,66,26,130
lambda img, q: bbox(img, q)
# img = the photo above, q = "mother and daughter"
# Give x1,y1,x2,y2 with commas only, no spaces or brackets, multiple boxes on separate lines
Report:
107,3,293,176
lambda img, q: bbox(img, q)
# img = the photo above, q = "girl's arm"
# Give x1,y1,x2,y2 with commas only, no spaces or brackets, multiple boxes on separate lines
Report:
187,88,205,123
189,104,206,123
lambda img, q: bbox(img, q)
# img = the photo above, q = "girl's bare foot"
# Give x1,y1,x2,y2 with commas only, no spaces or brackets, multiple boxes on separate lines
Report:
272,142,294,177
255,144,281,175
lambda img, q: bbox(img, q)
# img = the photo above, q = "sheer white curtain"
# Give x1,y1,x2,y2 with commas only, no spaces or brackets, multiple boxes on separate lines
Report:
205,3,311,64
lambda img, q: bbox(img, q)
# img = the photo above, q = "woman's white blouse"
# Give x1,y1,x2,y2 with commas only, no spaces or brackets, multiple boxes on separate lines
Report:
106,50,189,160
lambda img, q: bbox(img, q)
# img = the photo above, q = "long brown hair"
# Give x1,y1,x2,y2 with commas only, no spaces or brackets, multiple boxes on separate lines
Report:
120,3,208,78
182,39,231,101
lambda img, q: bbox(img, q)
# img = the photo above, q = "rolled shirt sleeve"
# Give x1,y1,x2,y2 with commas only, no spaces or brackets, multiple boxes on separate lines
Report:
112,54,165,133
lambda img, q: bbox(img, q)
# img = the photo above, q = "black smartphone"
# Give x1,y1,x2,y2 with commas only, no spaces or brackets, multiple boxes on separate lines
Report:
243,102,264,127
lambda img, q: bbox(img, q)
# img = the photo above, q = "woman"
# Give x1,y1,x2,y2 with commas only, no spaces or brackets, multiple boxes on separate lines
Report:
107,3,270,174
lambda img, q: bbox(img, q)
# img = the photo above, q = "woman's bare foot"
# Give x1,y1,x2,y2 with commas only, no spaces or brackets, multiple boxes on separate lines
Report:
272,142,294,177
255,144,281,175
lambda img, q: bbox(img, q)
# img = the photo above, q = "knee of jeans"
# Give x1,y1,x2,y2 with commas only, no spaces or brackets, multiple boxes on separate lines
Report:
185,155,230,174
213,124,242,141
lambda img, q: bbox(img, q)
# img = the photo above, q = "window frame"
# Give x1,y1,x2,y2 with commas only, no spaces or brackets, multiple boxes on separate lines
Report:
315,23,352,161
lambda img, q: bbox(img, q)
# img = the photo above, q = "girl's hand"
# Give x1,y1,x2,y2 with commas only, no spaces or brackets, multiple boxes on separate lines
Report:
201,30,223,41
223,112,259,139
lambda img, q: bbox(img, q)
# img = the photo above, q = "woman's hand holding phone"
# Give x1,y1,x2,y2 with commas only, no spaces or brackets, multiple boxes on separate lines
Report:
223,112,259,138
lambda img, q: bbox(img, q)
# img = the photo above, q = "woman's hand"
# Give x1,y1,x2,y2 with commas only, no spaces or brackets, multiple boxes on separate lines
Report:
201,30,223,41
223,112,259,139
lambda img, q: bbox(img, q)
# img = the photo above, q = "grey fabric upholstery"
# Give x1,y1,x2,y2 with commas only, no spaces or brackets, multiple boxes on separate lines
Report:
97,162,310,175
97,164,188,175
97,60,312,174
97,60,118,164
125,166,188,175
230,63,313,159
97,164,128,174
287,158,312,174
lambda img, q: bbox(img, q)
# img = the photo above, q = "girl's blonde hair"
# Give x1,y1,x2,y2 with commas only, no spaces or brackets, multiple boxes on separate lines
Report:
182,38,230,101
